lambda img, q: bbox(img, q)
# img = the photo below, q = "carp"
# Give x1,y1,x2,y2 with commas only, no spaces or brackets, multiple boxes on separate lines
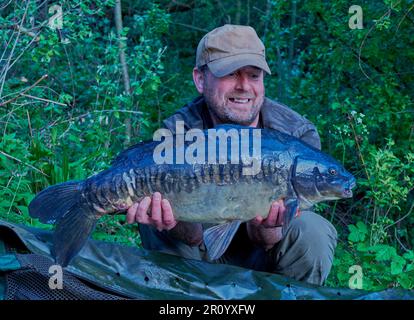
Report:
29,125,356,266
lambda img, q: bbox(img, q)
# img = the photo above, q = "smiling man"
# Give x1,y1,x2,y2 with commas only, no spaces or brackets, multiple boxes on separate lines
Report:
198,64,264,126
126,25,337,286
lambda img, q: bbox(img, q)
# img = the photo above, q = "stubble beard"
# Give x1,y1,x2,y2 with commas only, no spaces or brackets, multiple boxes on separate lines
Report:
204,87,264,126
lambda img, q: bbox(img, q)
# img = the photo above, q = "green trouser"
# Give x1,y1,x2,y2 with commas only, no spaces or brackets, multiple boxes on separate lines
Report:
215,211,338,286
139,211,337,286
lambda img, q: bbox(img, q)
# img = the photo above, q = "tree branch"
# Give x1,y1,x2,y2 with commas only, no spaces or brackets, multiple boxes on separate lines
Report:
0,74,48,107
114,0,133,146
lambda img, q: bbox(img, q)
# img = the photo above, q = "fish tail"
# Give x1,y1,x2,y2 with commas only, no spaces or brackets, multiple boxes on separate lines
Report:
53,204,98,266
28,181,84,224
29,180,98,266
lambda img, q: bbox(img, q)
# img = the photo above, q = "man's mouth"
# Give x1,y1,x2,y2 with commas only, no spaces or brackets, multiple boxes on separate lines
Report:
228,97,252,104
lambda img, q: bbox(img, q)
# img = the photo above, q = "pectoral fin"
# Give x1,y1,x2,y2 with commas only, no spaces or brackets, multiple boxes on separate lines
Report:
203,220,242,261
282,198,299,236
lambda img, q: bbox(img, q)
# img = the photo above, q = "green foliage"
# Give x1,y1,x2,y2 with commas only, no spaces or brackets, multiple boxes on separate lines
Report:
348,221,368,243
259,0,413,290
0,0,172,245
327,221,414,290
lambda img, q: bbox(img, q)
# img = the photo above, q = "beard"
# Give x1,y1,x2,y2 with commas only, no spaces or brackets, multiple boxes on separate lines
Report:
203,87,264,126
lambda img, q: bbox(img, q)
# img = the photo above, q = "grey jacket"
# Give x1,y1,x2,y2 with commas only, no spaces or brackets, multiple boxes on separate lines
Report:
162,96,321,150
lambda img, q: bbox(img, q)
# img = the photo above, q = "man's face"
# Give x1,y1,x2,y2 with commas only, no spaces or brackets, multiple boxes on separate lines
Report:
201,66,265,126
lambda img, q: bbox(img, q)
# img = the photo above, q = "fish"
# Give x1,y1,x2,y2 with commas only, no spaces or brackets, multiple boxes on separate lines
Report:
28,124,356,266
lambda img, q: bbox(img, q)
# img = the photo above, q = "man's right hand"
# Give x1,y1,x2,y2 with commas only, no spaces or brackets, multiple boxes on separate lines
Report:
126,192,178,231
126,192,203,246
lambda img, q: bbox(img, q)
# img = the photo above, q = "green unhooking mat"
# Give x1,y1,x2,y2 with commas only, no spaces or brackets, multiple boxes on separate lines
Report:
0,219,413,300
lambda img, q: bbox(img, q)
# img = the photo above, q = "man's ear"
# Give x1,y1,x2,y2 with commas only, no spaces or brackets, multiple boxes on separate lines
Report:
193,67,205,94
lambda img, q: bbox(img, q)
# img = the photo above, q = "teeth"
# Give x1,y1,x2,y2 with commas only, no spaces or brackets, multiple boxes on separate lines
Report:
231,98,249,103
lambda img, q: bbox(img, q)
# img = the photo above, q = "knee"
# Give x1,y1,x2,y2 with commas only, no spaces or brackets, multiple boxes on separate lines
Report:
287,211,338,240
288,211,337,254
279,211,338,284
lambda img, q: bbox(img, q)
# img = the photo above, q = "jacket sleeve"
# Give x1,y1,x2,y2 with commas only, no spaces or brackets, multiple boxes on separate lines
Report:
293,123,322,150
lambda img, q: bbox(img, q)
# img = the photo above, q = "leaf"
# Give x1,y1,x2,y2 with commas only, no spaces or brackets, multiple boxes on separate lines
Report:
397,273,412,289
16,205,28,216
331,102,341,110
356,221,368,234
406,263,414,272
356,242,370,252
403,250,414,261
370,244,396,261
348,223,367,243
391,255,406,275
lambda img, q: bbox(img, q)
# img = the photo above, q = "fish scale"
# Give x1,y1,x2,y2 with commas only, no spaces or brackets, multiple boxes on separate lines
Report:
28,124,356,266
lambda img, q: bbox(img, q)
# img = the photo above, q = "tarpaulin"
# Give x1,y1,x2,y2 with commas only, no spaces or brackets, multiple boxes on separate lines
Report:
0,219,413,300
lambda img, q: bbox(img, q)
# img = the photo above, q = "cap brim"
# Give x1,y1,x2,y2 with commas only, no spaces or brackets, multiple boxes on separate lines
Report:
207,53,271,78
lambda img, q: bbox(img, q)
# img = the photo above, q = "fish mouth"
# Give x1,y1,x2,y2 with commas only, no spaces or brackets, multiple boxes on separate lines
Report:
343,189,353,198
343,179,357,198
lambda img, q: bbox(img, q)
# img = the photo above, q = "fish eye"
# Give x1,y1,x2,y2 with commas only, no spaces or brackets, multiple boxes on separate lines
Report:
329,168,337,176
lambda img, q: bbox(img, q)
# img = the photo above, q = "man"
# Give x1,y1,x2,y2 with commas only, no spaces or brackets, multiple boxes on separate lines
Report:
126,25,337,286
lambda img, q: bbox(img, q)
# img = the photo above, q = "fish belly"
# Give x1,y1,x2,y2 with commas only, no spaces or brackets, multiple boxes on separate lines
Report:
166,180,288,224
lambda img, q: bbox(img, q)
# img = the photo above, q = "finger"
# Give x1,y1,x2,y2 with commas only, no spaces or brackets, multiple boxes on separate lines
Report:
126,203,139,224
275,200,286,226
279,199,286,213
136,196,151,224
150,192,163,230
161,199,177,230
263,201,279,227
250,215,263,226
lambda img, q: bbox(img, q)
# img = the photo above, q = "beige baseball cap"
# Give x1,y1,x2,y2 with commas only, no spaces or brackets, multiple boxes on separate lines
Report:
196,24,271,77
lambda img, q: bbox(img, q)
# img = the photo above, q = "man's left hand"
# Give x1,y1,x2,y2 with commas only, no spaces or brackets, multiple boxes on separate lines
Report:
246,199,288,250
250,199,286,228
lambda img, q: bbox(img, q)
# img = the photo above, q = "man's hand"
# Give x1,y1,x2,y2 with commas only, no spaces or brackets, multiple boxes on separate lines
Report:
250,199,286,228
246,199,287,250
126,192,203,246
126,192,177,231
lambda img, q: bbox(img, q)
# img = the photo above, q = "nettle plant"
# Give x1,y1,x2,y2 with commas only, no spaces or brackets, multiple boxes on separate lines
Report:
326,107,414,290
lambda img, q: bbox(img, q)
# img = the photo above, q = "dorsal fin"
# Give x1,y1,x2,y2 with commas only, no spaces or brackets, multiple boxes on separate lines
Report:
111,140,155,166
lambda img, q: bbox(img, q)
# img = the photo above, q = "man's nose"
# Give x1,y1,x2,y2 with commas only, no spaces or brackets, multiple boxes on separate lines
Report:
234,74,250,91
